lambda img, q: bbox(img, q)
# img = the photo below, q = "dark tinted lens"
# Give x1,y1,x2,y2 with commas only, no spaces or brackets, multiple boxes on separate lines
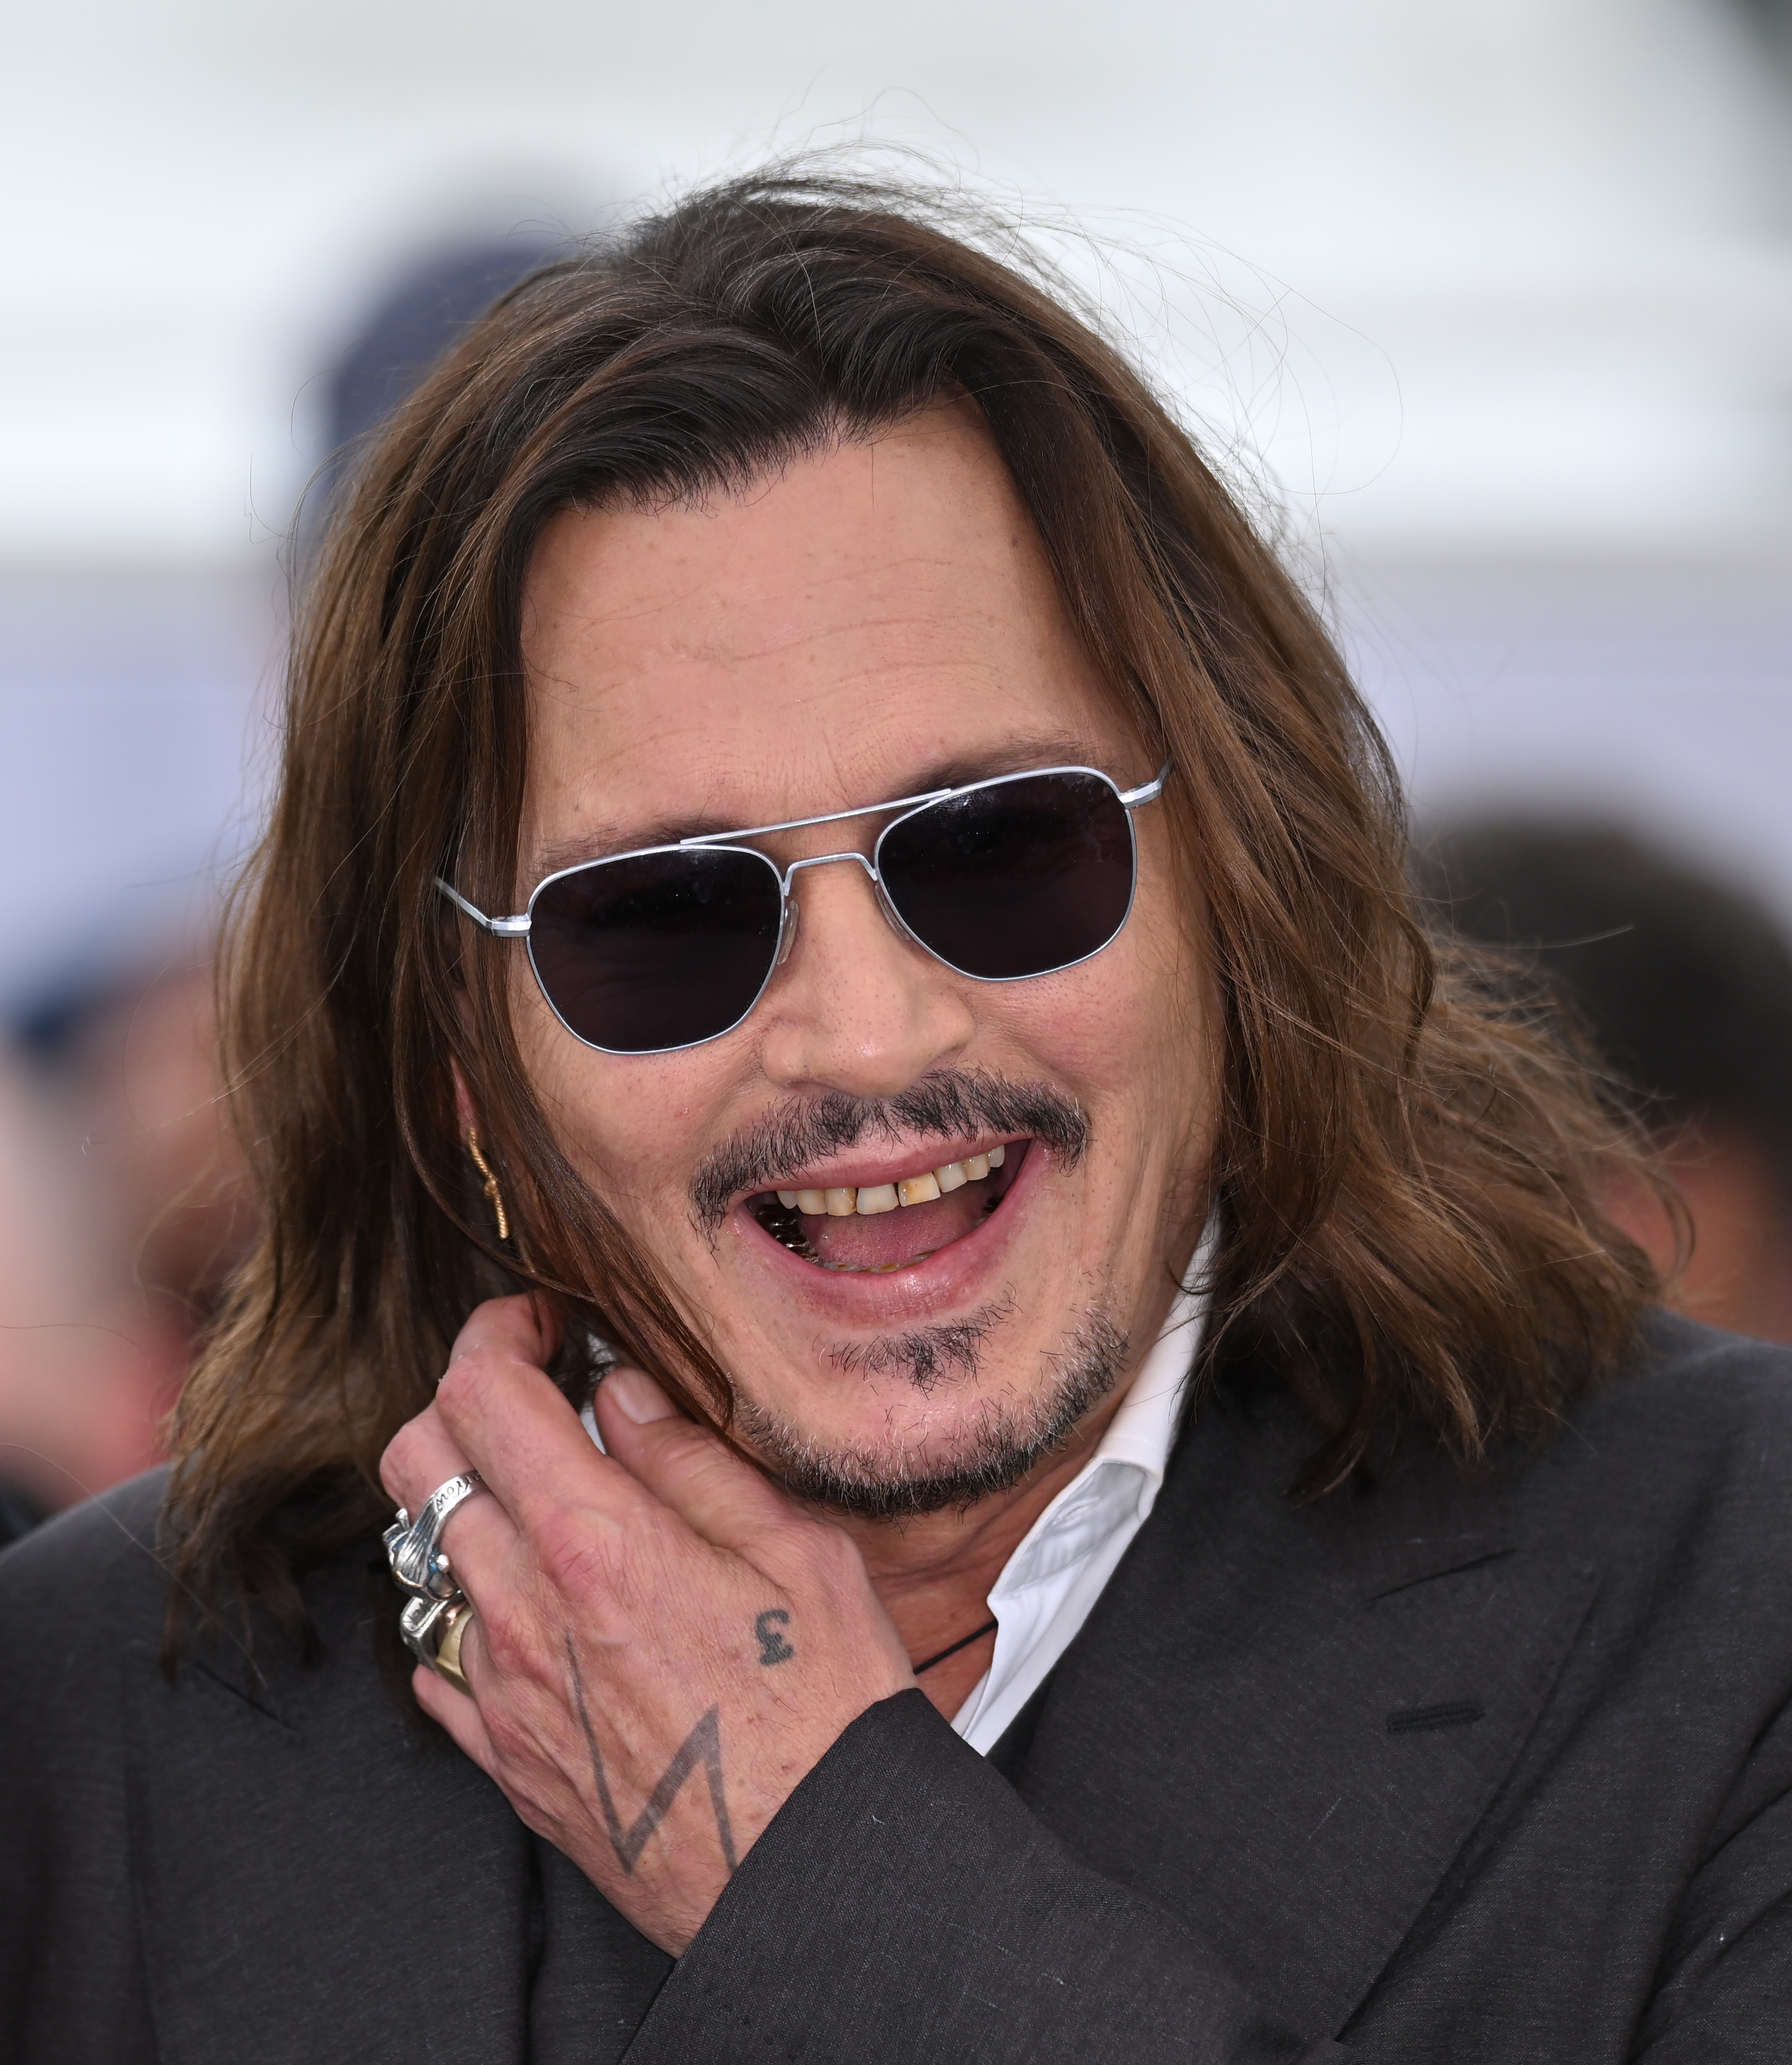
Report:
528,847,782,1052
877,771,1135,980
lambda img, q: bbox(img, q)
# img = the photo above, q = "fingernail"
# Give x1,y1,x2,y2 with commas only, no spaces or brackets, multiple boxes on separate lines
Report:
604,1366,678,1424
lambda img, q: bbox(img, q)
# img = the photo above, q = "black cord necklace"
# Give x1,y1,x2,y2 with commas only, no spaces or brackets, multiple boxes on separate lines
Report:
912,1617,999,1676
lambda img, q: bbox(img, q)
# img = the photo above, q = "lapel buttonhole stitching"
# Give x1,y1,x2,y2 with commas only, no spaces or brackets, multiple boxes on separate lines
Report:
1385,1701,1486,1735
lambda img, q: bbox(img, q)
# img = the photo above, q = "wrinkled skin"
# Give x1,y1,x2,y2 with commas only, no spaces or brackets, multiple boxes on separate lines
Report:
385,1301,913,1951
381,404,1219,1954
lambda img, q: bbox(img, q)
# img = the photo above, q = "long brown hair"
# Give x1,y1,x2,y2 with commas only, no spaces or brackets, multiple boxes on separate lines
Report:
168,168,1662,1627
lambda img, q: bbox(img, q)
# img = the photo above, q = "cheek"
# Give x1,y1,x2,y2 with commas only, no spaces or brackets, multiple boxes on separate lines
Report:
509,977,735,1212
990,883,1213,1120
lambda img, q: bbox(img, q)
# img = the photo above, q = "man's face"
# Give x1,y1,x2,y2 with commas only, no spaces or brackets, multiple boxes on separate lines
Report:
513,405,1219,1511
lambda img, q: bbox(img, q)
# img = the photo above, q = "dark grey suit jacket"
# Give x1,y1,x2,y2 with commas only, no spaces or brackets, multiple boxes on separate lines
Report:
3,1314,1789,2062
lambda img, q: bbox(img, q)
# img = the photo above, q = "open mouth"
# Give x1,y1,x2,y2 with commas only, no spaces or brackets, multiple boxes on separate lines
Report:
746,1141,1025,1274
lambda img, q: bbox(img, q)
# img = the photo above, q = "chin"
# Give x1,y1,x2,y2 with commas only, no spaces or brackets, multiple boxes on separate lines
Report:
723,1298,1132,1521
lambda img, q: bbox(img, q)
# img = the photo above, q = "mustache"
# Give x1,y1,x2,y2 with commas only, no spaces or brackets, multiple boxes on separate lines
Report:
688,1068,1090,1234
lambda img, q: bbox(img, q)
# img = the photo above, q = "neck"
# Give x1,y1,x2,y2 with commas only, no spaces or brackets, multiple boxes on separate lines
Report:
833,1389,1129,1719
818,1262,1191,1717
840,1384,1127,1613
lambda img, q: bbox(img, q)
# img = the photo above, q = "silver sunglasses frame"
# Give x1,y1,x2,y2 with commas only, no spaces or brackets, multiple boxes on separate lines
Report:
437,760,1172,1057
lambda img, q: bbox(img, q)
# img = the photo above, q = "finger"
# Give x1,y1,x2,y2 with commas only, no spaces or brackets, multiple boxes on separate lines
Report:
383,1291,564,1518
433,1313,662,1543
380,1397,472,1511
446,1290,565,1376
379,1400,518,1598
596,1366,802,1552
412,1660,500,1772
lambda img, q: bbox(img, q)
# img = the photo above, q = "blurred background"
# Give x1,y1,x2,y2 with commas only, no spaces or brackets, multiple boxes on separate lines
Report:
1,0,1789,1529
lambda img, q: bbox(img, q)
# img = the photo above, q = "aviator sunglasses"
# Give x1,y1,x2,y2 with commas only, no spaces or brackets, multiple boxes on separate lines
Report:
437,761,1172,1056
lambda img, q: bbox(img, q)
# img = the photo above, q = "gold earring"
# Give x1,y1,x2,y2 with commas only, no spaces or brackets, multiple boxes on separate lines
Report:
464,1127,512,1243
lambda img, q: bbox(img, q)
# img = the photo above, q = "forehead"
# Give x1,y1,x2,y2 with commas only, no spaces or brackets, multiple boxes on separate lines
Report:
516,405,1134,873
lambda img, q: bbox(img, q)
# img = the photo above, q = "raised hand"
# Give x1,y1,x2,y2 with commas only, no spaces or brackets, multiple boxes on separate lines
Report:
379,1295,916,1954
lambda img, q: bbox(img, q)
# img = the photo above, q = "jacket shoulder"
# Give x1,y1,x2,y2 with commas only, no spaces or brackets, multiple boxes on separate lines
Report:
1587,1309,1792,1452
0,1473,175,2057
1634,1306,1792,1388
1530,1310,1792,1564
0,1467,173,1659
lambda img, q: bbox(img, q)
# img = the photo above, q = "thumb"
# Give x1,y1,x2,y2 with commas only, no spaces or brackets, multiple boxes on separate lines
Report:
594,1366,797,1551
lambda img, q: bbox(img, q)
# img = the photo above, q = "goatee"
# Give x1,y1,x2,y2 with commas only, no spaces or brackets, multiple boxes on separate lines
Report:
733,1307,1131,1520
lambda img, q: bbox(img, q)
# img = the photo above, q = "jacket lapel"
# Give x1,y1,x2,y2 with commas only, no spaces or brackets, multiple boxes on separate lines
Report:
993,1385,1600,2037
125,1556,537,2065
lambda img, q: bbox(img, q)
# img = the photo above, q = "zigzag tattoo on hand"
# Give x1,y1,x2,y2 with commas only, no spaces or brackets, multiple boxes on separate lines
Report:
566,1636,740,1875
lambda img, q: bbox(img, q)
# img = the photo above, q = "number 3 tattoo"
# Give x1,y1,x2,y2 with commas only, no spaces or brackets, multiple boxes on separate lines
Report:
754,1607,795,1665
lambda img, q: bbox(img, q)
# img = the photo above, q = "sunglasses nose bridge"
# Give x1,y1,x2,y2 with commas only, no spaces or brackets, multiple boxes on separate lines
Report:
771,847,894,970
778,848,879,891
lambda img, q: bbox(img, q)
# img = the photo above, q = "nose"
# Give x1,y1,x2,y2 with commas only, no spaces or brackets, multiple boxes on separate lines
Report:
754,851,975,1098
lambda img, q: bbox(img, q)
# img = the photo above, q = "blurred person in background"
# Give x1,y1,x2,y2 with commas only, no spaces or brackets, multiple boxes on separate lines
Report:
1422,821,1792,1346
0,233,553,1550
0,958,249,1544
312,228,564,544
3,173,1791,2061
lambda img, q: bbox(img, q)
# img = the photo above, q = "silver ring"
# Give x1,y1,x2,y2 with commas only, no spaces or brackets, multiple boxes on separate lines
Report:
382,1470,485,1600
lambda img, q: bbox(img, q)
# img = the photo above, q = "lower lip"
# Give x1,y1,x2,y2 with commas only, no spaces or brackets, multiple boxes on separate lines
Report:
730,1142,1042,1324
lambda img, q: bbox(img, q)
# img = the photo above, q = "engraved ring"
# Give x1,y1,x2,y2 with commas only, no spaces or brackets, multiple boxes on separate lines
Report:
382,1471,485,1601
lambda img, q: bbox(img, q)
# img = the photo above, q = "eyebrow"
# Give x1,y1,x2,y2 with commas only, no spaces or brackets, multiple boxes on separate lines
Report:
527,730,1107,883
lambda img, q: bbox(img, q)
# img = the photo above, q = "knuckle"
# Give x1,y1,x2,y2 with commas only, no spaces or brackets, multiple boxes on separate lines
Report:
470,1595,531,1680
532,1508,616,1599
433,1351,495,1421
379,1420,425,1496
652,1420,722,1473
480,1701,537,1769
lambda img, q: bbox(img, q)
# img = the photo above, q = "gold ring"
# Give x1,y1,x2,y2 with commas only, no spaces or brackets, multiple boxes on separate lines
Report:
434,1599,476,1694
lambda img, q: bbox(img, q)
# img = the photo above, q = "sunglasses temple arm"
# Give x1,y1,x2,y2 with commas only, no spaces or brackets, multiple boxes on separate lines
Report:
1119,761,1173,810
435,876,532,937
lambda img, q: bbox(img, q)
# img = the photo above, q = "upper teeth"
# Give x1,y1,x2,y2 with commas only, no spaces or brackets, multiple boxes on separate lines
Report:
777,1144,1005,1218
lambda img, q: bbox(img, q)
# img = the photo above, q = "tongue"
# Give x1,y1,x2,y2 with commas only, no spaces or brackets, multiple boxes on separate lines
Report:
798,1186,990,1270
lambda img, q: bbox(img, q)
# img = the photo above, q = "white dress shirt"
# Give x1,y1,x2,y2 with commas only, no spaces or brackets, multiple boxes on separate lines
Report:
950,1276,1209,1754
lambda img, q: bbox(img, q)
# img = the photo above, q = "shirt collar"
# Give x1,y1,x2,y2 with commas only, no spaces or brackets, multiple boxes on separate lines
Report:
991,1221,1218,1599
1084,1278,1208,1488
1075,1208,1220,1490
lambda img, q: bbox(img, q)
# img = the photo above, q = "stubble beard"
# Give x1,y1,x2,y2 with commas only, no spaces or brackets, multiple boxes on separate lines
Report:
731,1303,1133,1521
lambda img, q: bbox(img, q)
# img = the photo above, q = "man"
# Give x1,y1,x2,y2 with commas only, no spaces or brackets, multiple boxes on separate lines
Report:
3,175,1789,2062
